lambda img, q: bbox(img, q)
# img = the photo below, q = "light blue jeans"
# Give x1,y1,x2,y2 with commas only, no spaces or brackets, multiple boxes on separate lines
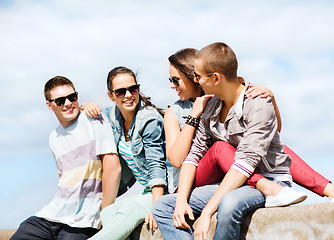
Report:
89,190,152,240
152,184,265,240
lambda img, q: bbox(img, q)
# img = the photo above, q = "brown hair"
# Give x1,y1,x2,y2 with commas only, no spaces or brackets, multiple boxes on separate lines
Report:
169,48,205,96
107,66,164,116
169,48,198,83
196,42,238,80
44,76,75,100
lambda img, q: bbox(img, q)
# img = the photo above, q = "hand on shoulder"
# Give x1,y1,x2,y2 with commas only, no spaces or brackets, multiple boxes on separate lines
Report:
81,101,101,118
190,95,214,118
245,84,274,99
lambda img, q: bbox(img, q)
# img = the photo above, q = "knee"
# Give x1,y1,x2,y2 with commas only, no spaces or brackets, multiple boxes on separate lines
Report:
152,196,163,217
211,141,235,157
217,193,242,220
212,141,232,149
152,194,175,219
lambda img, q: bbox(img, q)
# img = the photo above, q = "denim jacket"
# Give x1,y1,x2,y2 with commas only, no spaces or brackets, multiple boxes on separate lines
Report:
185,81,291,180
103,100,167,190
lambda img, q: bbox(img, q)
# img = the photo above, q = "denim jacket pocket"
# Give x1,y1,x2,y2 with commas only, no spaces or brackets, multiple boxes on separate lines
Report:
133,137,144,156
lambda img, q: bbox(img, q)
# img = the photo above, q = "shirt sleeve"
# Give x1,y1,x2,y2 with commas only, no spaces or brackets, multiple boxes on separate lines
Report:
183,106,213,166
231,97,278,178
141,115,167,188
88,112,117,156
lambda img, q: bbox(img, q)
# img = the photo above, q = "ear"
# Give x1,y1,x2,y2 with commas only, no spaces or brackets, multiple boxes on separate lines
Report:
107,92,115,102
213,72,223,86
46,101,54,111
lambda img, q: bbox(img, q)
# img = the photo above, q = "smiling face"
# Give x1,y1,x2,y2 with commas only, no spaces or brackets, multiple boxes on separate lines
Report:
194,58,217,95
46,84,80,127
169,64,202,101
108,73,140,115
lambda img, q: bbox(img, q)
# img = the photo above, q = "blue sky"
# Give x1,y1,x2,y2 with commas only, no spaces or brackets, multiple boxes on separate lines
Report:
1,0,334,229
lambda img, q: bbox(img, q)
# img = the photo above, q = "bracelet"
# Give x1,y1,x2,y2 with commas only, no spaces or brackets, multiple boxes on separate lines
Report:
185,115,200,128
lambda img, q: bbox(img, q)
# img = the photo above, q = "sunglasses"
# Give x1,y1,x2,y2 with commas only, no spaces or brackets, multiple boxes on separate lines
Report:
168,77,180,87
48,92,78,106
111,84,140,98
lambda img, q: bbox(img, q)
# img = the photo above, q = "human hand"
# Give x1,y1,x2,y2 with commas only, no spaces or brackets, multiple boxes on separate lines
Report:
81,102,101,118
173,200,194,229
190,95,214,118
245,84,273,98
145,212,158,231
194,214,211,240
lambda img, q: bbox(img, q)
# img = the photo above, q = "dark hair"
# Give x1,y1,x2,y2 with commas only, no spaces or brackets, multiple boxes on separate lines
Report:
107,66,164,116
169,48,205,96
168,48,198,83
44,76,75,100
196,42,238,80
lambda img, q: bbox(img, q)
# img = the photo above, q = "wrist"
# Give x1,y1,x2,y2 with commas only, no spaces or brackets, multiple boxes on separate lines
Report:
185,115,199,128
176,195,188,204
189,110,200,119
201,209,212,218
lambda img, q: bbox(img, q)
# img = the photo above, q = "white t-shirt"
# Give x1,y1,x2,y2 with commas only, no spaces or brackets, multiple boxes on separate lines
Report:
35,112,117,229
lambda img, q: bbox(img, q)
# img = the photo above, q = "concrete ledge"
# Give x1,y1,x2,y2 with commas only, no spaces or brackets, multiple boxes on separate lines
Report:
131,202,334,240
3,203,334,240
240,202,334,240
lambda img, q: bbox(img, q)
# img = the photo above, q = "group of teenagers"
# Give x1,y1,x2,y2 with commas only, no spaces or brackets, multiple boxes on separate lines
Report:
11,42,334,240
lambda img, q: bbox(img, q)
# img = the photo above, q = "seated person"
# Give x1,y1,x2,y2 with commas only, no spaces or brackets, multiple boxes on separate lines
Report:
10,76,121,240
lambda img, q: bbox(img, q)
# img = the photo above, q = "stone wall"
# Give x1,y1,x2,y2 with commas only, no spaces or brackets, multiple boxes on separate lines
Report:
131,202,334,240
2,202,334,240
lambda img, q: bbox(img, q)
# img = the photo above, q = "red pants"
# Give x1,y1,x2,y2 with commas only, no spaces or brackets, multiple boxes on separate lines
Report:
195,141,330,196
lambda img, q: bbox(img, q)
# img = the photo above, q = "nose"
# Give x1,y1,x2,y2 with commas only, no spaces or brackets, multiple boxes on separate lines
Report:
64,98,72,106
124,89,132,97
170,82,177,89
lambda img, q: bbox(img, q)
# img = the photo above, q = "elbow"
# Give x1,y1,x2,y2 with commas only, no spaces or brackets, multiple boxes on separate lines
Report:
166,153,183,168
115,164,122,178
168,160,182,168
172,161,182,168
104,163,122,180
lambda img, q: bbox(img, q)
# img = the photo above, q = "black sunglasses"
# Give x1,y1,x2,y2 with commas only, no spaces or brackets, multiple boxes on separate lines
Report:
48,92,78,106
111,84,140,98
169,77,180,87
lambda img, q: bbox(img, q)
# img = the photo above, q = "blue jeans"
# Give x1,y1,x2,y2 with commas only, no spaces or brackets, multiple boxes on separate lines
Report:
152,184,265,240
10,216,99,240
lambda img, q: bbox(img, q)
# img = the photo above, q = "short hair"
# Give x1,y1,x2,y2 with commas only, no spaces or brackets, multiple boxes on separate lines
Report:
44,76,75,100
196,42,238,80
168,48,198,83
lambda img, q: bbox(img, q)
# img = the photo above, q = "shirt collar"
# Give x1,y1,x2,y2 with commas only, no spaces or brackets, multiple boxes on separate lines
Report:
235,84,246,119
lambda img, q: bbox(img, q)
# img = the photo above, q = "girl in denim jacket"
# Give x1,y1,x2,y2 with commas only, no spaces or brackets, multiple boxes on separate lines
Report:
85,66,166,240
